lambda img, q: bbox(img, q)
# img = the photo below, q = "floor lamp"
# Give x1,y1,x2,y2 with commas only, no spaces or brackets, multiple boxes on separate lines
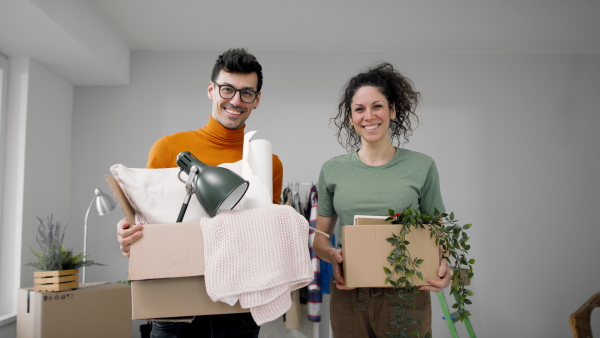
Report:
83,187,116,283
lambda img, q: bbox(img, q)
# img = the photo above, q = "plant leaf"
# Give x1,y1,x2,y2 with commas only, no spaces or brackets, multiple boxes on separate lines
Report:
416,271,424,280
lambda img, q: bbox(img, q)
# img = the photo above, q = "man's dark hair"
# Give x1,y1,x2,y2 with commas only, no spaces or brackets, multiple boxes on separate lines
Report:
211,48,263,92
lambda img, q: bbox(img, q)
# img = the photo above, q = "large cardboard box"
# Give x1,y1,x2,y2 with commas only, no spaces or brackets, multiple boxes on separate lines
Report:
17,282,131,338
105,175,249,320
342,216,440,288
128,221,248,319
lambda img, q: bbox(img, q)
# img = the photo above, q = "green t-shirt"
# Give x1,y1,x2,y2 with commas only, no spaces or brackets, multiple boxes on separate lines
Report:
317,148,445,238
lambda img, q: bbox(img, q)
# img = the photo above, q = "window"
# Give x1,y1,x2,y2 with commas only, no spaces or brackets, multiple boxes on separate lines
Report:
0,52,15,326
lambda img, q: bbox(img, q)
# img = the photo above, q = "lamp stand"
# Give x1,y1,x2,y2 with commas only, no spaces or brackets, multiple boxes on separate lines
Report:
82,196,96,284
82,188,116,284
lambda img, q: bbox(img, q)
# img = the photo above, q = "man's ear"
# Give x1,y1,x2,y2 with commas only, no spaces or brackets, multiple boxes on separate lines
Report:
253,92,261,109
207,82,214,99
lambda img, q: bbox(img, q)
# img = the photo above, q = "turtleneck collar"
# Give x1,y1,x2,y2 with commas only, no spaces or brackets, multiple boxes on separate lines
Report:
200,115,245,143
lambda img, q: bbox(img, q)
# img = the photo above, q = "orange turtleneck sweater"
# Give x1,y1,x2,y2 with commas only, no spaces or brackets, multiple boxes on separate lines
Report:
147,115,283,204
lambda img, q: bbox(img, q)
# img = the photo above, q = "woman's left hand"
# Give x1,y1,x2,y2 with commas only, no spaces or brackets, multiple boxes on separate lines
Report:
418,258,452,292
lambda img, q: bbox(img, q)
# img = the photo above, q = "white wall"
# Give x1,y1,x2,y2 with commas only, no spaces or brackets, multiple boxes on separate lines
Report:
71,51,600,337
0,58,74,337
13,58,75,287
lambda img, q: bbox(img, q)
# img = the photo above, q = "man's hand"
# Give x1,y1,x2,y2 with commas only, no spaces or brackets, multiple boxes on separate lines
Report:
117,218,143,257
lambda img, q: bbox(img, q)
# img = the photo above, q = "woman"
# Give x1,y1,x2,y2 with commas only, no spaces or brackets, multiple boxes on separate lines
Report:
314,63,451,337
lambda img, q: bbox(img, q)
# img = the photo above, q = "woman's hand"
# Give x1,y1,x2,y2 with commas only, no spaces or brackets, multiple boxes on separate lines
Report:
419,258,451,292
117,218,143,257
329,247,355,290
313,214,355,290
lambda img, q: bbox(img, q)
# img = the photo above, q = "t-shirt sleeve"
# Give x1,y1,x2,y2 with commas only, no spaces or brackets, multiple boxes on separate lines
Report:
317,164,336,217
419,160,445,215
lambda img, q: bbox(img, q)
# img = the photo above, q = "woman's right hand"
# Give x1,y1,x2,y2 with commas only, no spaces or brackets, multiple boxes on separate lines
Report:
314,214,354,290
329,247,355,290
117,218,143,257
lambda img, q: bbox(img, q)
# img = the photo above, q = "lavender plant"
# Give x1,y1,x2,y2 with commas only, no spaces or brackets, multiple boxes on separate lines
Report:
25,214,103,271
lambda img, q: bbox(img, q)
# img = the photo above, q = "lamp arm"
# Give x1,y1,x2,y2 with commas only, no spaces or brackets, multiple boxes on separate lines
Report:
82,196,96,284
176,166,198,223
176,193,192,223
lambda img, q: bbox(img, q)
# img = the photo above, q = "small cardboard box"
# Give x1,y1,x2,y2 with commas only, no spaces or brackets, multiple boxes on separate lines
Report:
342,216,440,288
17,283,131,338
105,175,248,320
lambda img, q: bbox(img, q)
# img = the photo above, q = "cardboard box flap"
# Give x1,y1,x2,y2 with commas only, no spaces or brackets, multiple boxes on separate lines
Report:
105,175,136,226
128,221,205,281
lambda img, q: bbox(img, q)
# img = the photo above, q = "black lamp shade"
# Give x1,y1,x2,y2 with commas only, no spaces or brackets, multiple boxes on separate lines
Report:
194,166,249,217
177,151,249,218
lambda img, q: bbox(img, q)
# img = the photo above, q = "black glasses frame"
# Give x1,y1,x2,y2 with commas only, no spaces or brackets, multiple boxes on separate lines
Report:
213,82,259,104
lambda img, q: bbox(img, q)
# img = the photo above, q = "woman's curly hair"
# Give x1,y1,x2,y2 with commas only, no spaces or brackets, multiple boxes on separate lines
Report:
333,62,421,152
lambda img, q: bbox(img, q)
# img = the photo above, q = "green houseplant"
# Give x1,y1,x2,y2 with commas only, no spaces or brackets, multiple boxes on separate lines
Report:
383,207,474,338
25,214,103,291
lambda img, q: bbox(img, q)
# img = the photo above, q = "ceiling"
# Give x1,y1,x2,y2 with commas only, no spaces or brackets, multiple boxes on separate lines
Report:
85,0,600,54
1,0,599,85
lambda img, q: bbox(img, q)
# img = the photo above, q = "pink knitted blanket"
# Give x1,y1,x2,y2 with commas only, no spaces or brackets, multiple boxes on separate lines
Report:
200,204,313,325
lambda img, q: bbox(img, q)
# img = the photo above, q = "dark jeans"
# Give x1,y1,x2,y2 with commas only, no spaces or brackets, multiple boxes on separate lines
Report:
150,313,259,338
330,278,431,337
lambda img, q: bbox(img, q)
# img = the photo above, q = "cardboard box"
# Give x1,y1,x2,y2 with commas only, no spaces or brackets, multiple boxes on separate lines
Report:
342,216,440,288
105,175,248,320
128,221,248,319
17,282,131,338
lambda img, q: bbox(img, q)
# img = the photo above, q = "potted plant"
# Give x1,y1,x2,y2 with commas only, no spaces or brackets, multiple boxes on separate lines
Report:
384,207,475,338
25,214,104,292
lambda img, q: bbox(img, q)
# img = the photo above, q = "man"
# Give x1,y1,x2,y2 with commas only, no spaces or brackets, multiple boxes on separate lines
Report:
117,48,284,338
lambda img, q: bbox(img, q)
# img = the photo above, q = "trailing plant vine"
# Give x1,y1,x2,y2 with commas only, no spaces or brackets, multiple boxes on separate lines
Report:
25,214,104,271
384,207,474,338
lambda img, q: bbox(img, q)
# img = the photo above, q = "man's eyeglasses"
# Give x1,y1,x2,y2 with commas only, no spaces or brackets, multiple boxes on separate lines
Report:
213,83,259,104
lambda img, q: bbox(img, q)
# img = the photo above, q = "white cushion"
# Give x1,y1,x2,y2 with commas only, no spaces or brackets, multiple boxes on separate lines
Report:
110,160,271,224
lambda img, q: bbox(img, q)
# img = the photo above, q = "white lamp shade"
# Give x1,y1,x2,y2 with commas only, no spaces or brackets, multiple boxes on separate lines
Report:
94,188,116,215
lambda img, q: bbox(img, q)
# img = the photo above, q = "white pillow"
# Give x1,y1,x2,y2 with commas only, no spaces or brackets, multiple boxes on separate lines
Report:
110,160,271,225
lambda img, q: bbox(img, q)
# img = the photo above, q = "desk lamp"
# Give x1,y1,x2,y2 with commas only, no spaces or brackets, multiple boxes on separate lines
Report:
176,151,249,221
83,188,116,283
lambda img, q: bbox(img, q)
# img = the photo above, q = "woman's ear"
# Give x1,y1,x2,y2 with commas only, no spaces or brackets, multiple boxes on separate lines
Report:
390,103,396,120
